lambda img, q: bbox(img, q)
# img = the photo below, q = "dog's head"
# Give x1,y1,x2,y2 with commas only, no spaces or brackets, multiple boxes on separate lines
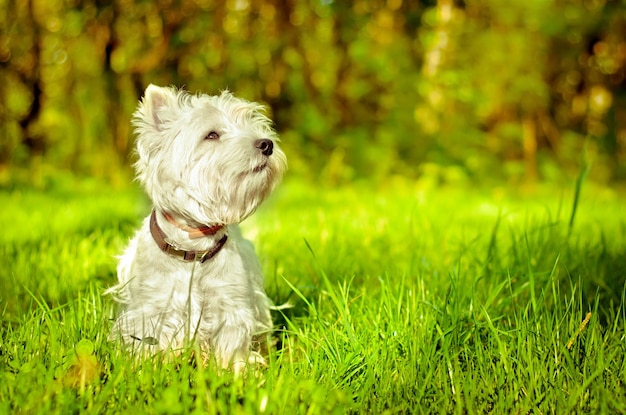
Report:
132,84,286,225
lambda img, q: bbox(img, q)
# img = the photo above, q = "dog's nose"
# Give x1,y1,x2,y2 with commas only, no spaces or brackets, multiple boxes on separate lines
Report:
255,139,274,156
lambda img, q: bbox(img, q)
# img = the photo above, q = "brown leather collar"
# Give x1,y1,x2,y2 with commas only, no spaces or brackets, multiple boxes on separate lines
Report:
162,211,224,239
149,210,227,263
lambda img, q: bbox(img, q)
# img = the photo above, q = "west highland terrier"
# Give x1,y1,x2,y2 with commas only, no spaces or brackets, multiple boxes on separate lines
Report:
106,84,286,372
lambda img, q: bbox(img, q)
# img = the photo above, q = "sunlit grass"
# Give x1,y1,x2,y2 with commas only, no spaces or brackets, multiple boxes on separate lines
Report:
1,178,625,413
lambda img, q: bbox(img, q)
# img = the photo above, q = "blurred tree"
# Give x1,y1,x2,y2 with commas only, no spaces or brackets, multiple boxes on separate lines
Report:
0,0,624,185
0,0,44,163
416,0,623,182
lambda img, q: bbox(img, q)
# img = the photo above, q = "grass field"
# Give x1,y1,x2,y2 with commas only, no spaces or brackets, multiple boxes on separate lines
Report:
1,177,625,414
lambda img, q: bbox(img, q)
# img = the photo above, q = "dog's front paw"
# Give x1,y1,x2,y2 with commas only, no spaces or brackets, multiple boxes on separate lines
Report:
211,326,266,376
228,350,267,376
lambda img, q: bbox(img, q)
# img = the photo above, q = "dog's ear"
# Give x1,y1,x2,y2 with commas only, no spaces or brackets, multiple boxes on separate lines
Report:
142,84,175,131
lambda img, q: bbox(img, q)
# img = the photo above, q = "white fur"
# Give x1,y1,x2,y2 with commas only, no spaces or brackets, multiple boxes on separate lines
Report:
106,84,286,372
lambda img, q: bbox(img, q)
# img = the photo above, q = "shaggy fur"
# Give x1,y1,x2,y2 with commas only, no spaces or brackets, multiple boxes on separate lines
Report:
106,84,286,372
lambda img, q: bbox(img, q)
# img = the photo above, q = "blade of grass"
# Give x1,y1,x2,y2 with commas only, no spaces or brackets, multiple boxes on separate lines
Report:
568,139,591,233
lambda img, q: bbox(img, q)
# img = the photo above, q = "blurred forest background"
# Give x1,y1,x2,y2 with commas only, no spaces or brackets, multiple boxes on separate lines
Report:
1,0,625,187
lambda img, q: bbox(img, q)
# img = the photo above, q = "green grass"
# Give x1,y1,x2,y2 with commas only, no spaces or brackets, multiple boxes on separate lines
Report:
1,178,625,414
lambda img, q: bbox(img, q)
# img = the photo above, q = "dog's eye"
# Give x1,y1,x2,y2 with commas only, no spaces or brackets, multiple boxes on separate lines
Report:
205,132,220,140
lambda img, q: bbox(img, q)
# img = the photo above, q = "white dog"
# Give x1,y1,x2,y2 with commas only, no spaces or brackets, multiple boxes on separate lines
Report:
106,84,286,372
